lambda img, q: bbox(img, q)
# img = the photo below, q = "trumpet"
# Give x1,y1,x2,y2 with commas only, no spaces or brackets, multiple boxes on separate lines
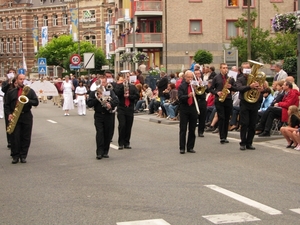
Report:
95,80,113,112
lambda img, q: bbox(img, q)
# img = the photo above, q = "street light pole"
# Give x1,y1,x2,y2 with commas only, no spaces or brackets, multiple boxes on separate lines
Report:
247,0,251,60
297,0,300,87
77,0,80,77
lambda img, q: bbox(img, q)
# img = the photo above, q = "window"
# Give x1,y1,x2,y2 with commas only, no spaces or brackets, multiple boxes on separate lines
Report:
0,38,3,54
6,38,10,53
84,35,97,46
189,20,202,34
6,18,10,29
12,37,16,53
0,18,3,30
12,17,16,29
62,14,68,25
19,37,23,53
270,0,283,2
227,0,238,7
53,14,58,26
43,15,48,26
33,16,38,28
13,61,16,69
243,0,254,7
50,0,54,3
18,17,22,28
226,20,238,39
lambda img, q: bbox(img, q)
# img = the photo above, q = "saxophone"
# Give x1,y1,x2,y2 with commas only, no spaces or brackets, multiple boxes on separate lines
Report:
244,60,266,103
219,77,231,102
7,85,30,134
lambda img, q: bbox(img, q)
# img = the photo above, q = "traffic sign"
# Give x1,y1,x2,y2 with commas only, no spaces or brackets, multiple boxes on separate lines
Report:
38,58,47,66
70,54,81,66
38,66,47,74
69,64,81,69
18,68,25,74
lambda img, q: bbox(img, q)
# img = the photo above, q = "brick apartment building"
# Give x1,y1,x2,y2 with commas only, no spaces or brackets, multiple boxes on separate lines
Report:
0,0,112,78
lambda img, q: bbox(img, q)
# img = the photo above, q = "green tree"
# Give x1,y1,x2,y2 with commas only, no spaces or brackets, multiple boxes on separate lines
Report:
36,35,107,73
230,11,273,63
271,32,297,60
193,50,213,65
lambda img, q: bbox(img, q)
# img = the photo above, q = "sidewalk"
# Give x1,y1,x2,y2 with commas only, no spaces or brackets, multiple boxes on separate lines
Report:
134,111,288,149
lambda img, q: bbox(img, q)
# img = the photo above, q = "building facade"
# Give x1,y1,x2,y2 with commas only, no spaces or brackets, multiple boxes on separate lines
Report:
0,0,111,77
109,0,296,74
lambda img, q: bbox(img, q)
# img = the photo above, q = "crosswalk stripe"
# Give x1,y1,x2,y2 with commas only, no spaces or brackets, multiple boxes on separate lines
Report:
110,144,118,149
290,208,300,214
47,119,57,124
203,212,260,224
117,219,170,225
205,185,282,215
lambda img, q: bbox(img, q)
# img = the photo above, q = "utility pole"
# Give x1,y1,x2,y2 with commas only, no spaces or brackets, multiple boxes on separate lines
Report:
297,0,300,87
247,0,251,60
77,0,80,77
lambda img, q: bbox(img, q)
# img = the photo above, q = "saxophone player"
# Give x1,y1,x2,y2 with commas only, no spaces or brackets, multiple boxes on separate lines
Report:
87,77,119,160
209,63,236,144
4,74,39,164
236,62,264,150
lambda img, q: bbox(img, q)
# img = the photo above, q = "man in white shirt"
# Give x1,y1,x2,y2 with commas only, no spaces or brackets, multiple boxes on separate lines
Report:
273,62,287,81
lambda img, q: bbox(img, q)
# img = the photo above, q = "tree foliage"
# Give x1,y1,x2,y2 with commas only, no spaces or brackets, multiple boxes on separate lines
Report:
193,50,213,65
36,35,107,73
230,11,296,64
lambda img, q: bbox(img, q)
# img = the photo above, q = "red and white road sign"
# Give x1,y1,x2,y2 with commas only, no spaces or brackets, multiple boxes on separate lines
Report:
70,54,81,66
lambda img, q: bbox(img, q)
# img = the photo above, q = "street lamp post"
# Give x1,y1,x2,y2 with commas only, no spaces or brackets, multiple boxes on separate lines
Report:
77,0,80,77
247,0,251,60
297,0,300,87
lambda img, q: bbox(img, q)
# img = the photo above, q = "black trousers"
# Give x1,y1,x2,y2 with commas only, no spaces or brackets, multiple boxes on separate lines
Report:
117,107,134,147
197,99,207,134
215,99,232,140
94,113,114,156
257,106,282,133
179,105,198,151
10,112,33,159
4,111,11,145
239,100,259,146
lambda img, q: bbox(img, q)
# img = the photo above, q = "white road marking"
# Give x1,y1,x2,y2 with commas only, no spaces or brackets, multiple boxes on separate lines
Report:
203,212,260,224
205,185,282,215
47,120,57,124
290,208,300,214
110,143,118,149
117,219,170,225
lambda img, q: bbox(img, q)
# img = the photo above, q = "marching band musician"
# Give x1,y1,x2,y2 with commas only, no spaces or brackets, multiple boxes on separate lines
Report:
209,63,236,144
178,70,198,154
87,77,119,160
114,72,139,150
4,74,39,164
235,62,263,151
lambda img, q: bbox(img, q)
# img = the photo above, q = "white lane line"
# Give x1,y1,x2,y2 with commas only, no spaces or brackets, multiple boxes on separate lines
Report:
203,212,260,224
117,219,170,225
47,120,57,124
290,208,300,214
110,143,118,150
205,185,282,215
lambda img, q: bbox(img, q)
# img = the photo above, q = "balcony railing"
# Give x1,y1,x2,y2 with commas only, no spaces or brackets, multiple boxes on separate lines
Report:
115,8,125,21
126,33,163,44
116,38,125,49
109,43,115,52
134,1,162,11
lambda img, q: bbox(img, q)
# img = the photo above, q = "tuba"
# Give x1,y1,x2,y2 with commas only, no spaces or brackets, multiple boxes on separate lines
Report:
244,60,266,103
219,77,231,102
7,86,30,134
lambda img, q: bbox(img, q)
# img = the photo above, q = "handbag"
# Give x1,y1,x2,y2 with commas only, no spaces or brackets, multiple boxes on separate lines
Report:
171,99,179,106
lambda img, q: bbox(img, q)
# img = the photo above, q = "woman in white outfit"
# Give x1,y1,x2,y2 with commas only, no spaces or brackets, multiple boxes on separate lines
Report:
61,75,74,116
75,81,87,115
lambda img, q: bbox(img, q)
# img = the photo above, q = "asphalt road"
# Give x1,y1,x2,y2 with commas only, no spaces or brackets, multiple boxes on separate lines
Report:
0,102,300,225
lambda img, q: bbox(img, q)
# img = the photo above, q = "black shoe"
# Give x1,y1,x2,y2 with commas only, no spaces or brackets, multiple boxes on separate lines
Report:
118,146,124,150
96,155,102,160
224,139,229,143
198,133,204,137
286,141,294,148
20,158,27,163
258,131,270,137
246,145,256,150
12,158,19,164
220,139,229,144
255,130,263,135
240,145,246,150
124,146,132,149
102,155,109,158
180,149,185,154
205,126,215,132
187,149,196,153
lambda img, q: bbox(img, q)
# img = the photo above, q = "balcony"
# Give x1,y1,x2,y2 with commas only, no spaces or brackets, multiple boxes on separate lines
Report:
134,1,163,16
115,8,125,24
108,17,116,30
125,33,163,48
115,38,125,53
109,43,115,55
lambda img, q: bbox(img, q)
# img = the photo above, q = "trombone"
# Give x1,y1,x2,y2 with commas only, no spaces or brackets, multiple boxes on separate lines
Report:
191,72,200,115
